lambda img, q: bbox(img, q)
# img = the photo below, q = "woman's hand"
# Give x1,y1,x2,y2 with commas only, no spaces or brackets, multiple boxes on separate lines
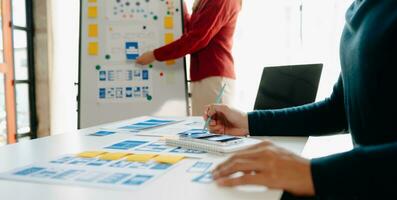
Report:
136,51,155,65
212,141,315,197
203,104,249,136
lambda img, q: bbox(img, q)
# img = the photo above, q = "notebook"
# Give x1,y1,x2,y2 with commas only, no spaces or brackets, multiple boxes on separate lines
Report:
165,136,262,154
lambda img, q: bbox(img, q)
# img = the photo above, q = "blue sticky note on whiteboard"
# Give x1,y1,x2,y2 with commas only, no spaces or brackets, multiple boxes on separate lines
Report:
99,88,106,99
142,69,149,80
125,42,139,60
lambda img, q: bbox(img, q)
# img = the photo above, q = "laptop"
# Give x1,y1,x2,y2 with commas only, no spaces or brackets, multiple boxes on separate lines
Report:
254,64,323,110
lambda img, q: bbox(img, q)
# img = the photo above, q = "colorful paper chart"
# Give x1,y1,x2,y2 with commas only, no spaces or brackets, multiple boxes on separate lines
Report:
0,151,185,190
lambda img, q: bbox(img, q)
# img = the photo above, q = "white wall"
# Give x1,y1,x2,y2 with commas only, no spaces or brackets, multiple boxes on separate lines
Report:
49,0,80,134
232,0,353,111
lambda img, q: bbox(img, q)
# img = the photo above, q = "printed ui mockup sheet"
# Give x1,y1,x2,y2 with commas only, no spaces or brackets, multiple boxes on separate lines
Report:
0,151,185,190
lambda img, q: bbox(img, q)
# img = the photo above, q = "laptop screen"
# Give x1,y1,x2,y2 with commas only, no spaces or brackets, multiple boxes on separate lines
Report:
254,64,323,110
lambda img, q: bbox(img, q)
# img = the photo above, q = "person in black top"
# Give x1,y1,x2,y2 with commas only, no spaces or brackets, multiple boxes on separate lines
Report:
206,0,397,198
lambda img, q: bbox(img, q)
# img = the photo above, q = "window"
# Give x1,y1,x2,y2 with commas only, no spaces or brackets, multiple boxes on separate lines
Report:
12,0,37,140
0,0,36,146
185,0,352,111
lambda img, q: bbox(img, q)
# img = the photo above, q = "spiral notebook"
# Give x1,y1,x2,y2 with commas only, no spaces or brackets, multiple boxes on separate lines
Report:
165,136,262,154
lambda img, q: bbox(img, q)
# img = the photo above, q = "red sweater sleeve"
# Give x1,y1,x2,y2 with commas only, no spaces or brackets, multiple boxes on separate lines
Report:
154,0,233,61
182,1,191,32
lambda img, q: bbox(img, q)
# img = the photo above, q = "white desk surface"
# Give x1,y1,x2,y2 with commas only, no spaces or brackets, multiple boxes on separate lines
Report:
0,117,352,200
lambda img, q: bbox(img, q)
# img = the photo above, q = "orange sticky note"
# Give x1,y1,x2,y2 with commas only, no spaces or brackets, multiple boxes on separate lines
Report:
164,33,174,44
88,6,98,18
78,151,107,158
88,42,99,55
164,16,173,29
165,60,176,65
99,152,130,160
126,154,158,162
153,155,184,164
88,24,98,37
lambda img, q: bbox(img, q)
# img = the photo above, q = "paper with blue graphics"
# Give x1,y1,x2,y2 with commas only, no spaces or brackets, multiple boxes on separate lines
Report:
105,140,149,150
89,130,116,136
187,161,213,173
118,118,178,131
0,152,183,190
105,140,208,158
192,172,214,184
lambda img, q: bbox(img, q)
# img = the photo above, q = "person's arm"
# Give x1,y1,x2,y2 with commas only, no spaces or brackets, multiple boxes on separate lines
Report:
153,0,237,61
311,141,397,198
248,76,348,136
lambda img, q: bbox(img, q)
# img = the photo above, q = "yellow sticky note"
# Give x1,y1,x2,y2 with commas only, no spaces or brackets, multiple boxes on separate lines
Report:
164,16,174,29
88,24,98,37
88,42,99,55
164,33,174,44
99,152,130,160
88,0,97,2
126,154,158,162
166,60,176,65
88,6,98,18
78,151,107,158
153,155,184,164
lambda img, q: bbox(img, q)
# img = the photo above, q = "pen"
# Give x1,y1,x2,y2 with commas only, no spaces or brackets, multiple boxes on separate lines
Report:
203,83,227,133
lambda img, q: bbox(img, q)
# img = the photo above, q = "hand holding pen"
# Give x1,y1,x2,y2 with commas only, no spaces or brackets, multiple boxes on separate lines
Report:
203,85,250,136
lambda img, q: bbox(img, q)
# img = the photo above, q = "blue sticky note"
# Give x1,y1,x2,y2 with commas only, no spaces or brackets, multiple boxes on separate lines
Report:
142,69,149,80
99,71,106,81
126,87,133,97
125,42,139,60
99,88,106,99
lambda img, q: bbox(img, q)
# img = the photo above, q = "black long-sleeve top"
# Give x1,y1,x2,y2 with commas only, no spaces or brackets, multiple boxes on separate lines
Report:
247,0,397,198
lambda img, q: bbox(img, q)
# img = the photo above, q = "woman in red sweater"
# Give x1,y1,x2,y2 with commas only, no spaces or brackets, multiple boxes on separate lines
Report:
136,0,241,116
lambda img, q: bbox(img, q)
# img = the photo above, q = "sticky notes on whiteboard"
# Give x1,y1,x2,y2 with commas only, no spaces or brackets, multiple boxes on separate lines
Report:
88,6,98,18
153,155,184,164
166,60,176,65
164,16,173,29
164,33,174,44
125,42,139,60
88,42,99,55
88,24,98,37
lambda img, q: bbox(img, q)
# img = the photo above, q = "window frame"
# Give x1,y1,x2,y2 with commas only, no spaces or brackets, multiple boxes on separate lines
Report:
11,0,37,140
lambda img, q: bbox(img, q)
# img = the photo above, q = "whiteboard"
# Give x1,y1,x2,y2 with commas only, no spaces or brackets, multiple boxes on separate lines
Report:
78,0,188,128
